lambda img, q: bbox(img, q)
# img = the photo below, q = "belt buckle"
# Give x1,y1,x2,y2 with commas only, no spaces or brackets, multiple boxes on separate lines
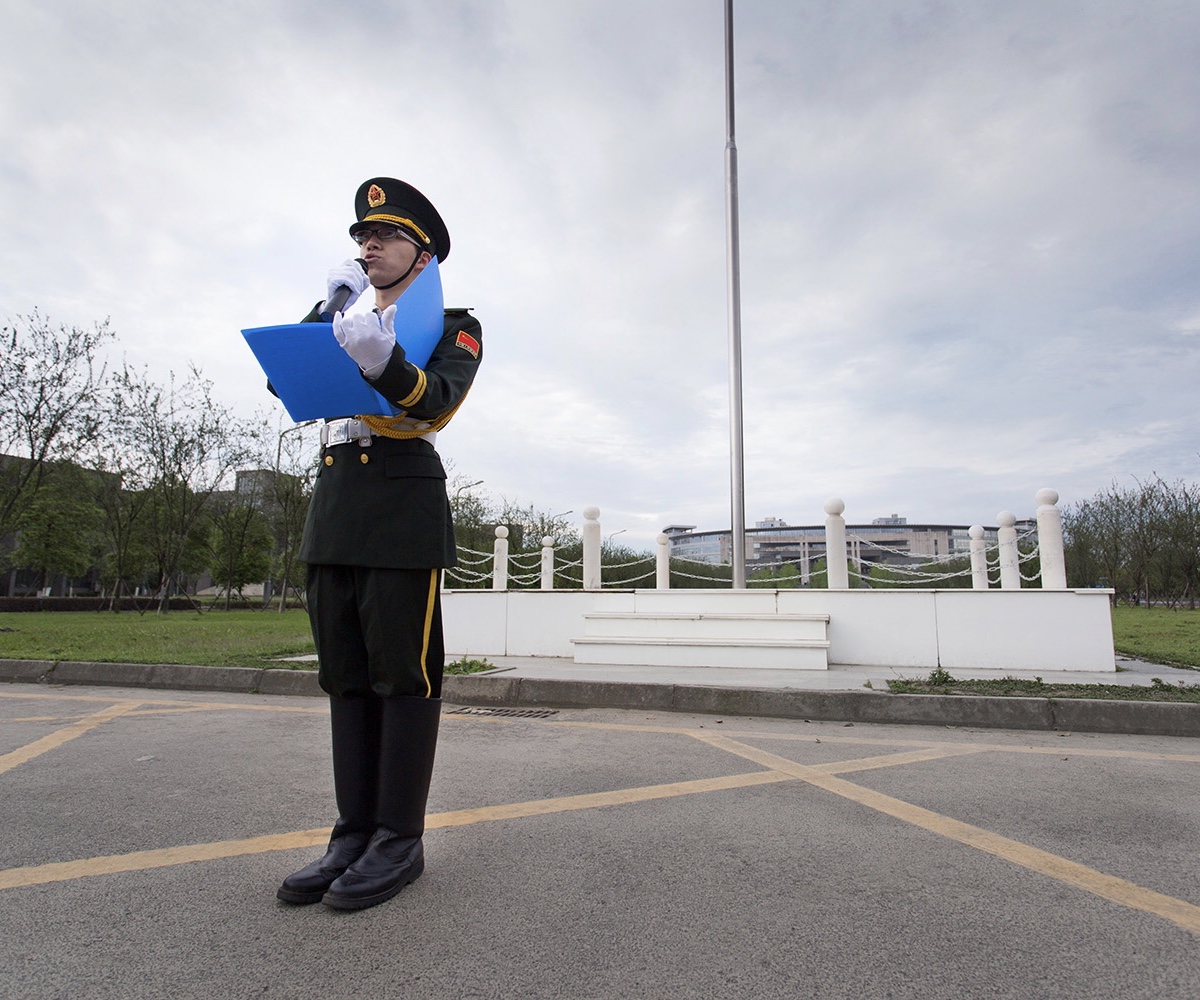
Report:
326,420,352,447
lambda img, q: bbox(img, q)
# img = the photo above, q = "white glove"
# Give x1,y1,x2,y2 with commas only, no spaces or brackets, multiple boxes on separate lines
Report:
325,259,371,313
333,304,397,377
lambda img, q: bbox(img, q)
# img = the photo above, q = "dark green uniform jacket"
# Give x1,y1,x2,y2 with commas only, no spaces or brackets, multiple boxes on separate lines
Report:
298,308,482,569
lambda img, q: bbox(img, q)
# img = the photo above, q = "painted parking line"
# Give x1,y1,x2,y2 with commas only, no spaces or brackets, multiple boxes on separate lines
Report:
0,701,141,776
0,770,795,890
691,731,1200,937
0,830,331,890
0,691,325,716
555,718,1200,766
4,691,1200,938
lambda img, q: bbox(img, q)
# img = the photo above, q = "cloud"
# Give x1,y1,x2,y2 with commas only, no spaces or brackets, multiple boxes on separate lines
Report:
2,0,1198,550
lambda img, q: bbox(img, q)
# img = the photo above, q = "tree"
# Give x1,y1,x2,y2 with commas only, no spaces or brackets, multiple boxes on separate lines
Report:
1062,474,1200,606
1158,476,1200,608
12,461,103,594
73,374,161,609
445,477,583,589
866,555,974,589
1123,479,1169,605
207,484,274,609
112,363,261,612
0,312,113,543
265,419,319,611
668,557,732,589
749,563,801,588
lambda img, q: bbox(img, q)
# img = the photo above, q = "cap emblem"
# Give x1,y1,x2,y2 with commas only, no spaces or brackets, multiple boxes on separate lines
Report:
367,184,387,208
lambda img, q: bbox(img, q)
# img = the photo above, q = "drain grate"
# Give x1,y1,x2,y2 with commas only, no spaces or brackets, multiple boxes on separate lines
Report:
448,707,560,719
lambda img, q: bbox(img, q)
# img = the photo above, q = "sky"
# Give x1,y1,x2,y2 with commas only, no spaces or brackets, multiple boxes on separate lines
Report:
3,0,1198,549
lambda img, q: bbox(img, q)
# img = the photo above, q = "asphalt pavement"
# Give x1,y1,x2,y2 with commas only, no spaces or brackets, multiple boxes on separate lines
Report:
2,681,1200,999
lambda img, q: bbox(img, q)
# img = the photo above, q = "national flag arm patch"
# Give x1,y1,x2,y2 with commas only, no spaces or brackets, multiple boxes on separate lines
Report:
455,331,480,358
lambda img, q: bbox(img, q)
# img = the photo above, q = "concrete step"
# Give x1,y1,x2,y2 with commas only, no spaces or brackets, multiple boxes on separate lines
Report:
571,635,830,669
571,609,831,669
581,611,829,641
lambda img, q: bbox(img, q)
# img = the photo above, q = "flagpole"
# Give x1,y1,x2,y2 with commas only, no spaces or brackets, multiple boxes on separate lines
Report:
724,0,747,588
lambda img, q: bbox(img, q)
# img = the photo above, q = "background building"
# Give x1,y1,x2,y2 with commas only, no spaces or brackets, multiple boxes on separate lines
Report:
665,516,1022,573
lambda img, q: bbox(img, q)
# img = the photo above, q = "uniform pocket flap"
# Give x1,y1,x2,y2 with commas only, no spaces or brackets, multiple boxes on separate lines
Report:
384,453,447,480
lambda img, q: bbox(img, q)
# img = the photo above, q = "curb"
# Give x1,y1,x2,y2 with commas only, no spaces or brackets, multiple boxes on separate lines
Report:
3,659,1198,738
441,673,1200,737
0,659,323,697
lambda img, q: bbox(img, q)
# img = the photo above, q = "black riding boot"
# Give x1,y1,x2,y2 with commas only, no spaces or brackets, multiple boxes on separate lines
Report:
277,695,381,904
322,696,440,910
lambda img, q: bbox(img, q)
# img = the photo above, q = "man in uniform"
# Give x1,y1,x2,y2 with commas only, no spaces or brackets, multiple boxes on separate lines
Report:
276,177,481,911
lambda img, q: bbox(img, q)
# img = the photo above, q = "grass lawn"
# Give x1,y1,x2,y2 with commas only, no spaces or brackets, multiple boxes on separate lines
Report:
886,674,1200,702
1111,605,1200,668
0,609,316,669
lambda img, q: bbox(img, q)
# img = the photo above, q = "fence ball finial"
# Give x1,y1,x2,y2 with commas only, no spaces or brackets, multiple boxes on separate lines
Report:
542,535,554,548
1035,487,1059,507
583,506,600,522
494,525,509,539
824,497,845,516
969,525,984,540
997,510,1016,528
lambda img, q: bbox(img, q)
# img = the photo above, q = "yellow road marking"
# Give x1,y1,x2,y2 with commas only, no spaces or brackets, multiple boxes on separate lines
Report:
0,691,326,717
814,744,989,774
692,732,1200,936
5,691,1200,764
0,701,141,776
0,770,793,890
5,687,1200,933
426,770,794,829
554,719,1200,764
0,831,330,890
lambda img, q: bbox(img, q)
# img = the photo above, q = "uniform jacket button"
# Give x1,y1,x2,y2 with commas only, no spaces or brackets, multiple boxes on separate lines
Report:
324,455,334,466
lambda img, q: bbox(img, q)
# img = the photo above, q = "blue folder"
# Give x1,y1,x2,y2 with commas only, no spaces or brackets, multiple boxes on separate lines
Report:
242,258,443,422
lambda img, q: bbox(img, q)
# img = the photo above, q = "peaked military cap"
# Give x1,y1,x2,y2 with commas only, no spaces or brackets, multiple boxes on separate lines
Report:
350,177,451,262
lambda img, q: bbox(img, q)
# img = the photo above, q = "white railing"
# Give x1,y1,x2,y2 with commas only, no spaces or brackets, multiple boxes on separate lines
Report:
444,490,1069,592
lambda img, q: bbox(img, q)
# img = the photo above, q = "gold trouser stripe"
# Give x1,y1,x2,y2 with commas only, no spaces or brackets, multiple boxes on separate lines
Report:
0,702,141,776
419,569,439,697
691,732,1200,937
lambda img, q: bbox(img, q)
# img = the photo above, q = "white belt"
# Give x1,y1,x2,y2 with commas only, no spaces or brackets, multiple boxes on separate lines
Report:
320,417,438,448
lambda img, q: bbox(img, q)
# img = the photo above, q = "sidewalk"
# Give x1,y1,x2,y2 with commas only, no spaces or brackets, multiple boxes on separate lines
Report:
6,653,1196,737
437,654,1200,738
472,653,1199,691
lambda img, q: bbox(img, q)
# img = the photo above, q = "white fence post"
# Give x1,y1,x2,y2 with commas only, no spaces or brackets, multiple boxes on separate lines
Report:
997,511,1020,590
492,525,509,591
540,535,555,590
824,498,850,589
656,533,670,590
582,506,601,591
1035,488,1068,589
969,525,989,590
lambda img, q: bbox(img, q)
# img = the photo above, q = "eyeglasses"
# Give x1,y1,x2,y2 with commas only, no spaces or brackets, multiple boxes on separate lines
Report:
351,225,420,247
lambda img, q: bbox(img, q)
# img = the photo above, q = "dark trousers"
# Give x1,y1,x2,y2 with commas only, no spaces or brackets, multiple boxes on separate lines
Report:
307,564,444,698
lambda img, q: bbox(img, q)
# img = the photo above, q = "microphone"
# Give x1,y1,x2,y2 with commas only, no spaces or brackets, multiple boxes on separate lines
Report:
318,259,368,321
